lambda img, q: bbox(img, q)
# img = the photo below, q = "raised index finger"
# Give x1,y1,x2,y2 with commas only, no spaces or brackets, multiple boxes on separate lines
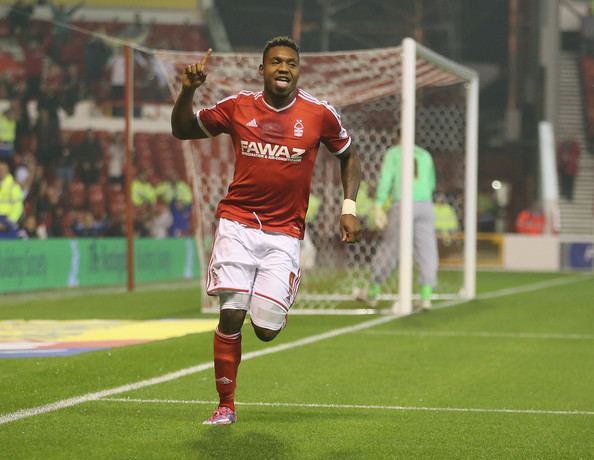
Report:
199,48,213,69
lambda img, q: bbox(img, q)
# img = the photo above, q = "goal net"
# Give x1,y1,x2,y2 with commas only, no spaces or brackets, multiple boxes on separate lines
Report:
154,38,478,314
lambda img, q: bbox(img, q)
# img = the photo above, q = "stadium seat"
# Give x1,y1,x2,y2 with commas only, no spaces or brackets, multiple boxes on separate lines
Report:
88,184,106,216
60,211,75,237
68,181,87,209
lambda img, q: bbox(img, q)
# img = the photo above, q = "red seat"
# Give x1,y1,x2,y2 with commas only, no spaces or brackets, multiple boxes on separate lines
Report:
88,184,105,216
68,181,86,209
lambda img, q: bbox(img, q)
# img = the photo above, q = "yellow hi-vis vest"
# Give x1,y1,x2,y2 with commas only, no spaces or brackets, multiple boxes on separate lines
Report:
0,115,16,144
0,174,24,224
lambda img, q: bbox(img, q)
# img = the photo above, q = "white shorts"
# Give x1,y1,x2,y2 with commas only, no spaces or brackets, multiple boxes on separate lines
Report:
206,218,301,329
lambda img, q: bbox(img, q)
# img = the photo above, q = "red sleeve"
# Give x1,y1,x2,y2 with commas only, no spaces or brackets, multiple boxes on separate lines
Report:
195,95,236,137
320,102,351,155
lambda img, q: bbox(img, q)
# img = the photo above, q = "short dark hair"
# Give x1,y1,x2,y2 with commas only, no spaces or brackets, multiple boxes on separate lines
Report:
262,36,300,62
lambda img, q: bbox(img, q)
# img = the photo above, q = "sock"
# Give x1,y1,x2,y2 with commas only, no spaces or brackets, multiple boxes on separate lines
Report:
368,282,381,300
213,327,241,411
420,284,432,301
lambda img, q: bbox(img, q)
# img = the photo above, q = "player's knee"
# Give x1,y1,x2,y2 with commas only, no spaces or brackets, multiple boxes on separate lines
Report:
218,309,246,334
252,324,280,342
249,296,287,341
218,293,249,334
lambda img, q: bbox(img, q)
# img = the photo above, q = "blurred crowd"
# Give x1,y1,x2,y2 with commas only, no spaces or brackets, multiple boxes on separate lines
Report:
0,0,204,239
0,129,194,240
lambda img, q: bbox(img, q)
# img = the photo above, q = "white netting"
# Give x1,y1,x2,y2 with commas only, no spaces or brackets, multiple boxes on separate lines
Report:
154,46,469,311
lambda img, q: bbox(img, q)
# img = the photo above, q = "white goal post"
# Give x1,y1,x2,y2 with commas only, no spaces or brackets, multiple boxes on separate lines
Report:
155,37,479,315
398,38,479,314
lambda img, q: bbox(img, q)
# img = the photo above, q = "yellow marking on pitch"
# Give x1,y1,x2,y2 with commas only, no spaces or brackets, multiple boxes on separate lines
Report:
0,320,217,342
60,320,218,341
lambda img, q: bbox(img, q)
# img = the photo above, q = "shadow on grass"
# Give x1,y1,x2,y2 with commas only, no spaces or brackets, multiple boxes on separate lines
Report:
193,429,290,459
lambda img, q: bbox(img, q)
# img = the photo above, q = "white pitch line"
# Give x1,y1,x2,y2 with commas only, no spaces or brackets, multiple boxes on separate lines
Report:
474,274,593,301
360,330,594,341
428,273,592,311
101,397,594,417
0,274,590,426
0,315,396,426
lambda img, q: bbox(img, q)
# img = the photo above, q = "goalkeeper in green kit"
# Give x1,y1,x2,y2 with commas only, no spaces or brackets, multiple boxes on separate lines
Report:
359,134,438,310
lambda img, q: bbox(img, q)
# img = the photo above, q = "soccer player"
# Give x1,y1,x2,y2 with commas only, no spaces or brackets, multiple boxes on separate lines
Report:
171,37,362,425
358,133,438,310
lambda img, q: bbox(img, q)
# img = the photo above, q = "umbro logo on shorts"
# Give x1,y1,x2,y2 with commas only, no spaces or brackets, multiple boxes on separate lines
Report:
216,376,233,384
246,118,258,127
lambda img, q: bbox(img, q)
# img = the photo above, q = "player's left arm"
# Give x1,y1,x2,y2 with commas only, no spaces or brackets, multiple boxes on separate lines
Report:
339,146,362,243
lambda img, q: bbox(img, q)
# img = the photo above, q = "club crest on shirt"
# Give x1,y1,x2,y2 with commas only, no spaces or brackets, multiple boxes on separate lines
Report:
294,119,304,138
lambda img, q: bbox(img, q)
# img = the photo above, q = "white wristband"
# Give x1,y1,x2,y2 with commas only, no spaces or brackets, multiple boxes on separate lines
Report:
341,199,357,216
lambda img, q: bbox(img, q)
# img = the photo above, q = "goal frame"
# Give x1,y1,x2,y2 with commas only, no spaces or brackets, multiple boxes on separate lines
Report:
397,38,478,315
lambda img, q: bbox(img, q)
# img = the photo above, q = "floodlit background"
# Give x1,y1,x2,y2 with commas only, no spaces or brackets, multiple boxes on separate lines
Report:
0,1,593,458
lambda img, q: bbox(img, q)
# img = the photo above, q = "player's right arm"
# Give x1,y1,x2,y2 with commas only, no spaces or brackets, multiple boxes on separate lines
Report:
171,49,212,140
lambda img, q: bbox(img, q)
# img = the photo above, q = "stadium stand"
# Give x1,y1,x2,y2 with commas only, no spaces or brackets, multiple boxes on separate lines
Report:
0,8,205,238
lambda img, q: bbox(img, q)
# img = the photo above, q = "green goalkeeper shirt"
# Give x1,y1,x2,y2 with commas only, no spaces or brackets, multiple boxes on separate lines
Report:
375,144,436,206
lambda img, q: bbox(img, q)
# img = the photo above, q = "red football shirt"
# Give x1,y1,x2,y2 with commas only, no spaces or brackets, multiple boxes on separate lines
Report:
195,89,351,239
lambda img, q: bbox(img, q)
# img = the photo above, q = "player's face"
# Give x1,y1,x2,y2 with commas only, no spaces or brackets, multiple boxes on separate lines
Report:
260,46,300,104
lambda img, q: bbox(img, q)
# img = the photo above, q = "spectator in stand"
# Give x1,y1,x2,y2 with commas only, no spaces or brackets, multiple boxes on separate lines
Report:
107,49,125,115
0,105,17,163
104,213,125,237
34,107,62,169
515,201,545,235
148,198,173,238
107,132,125,184
557,135,581,201
45,205,66,237
48,0,85,62
6,0,34,37
23,155,43,207
74,129,103,185
132,170,156,208
0,158,24,239
108,48,147,116
55,136,75,186
434,192,459,246
35,178,63,224
13,151,37,197
38,61,63,122
20,214,44,239
477,184,497,232
60,64,81,116
18,32,53,103
12,99,30,155
71,210,105,237
84,28,112,96
43,61,63,95
155,170,192,207
132,170,155,236
169,197,191,237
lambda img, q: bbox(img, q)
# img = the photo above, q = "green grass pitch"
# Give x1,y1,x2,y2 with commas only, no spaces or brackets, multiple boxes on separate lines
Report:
0,271,593,459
